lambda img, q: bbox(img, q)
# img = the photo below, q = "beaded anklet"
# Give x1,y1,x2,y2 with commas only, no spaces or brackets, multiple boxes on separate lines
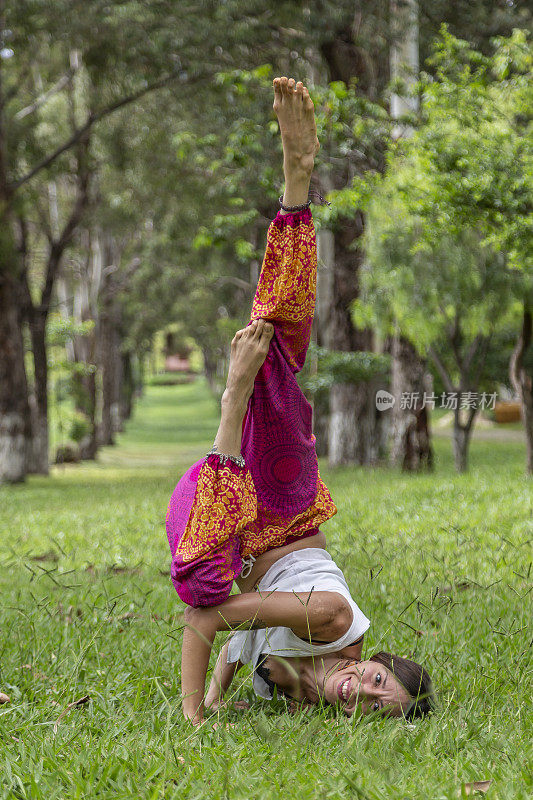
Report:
206,444,245,469
278,189,331,213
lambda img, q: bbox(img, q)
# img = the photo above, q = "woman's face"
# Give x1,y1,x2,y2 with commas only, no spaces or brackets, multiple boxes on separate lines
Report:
322,659,411,718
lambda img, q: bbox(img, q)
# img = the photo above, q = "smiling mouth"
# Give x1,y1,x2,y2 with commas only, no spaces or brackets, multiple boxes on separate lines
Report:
337,678,351,703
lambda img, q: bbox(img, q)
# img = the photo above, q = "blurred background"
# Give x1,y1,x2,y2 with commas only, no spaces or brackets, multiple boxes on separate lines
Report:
0,0,531,482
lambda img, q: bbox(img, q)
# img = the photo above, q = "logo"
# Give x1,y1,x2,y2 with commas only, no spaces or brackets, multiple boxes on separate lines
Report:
375,390,396,411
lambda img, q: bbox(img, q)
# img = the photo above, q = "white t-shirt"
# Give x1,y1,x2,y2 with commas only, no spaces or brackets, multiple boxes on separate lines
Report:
227,548,370,699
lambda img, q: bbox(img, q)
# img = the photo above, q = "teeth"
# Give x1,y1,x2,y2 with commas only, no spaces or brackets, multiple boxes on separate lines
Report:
342,680,349,701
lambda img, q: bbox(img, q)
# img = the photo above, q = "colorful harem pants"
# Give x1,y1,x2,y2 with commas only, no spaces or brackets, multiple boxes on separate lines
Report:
165,208,337,607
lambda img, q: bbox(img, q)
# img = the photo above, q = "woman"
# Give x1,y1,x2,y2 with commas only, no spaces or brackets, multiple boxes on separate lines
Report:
166,77,434,726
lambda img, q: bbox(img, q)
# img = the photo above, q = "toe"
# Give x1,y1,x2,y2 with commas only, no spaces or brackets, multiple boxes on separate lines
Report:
261,322,274,343
287,78,295,93
252,318,265,339
273,77,282,109
245,320,258,338
280,76,289,95
295,81,304,98
302,87,314,110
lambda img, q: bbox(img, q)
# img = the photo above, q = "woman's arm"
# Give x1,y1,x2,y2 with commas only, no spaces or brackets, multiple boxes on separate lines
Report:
205,641,243,710
181,606,219,724
181,589,352,724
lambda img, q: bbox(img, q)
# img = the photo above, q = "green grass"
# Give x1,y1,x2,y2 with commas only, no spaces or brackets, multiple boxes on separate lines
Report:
1,380,531,799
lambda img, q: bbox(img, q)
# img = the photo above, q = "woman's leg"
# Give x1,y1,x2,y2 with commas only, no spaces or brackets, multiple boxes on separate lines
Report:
168,320,274,607
213,319,273,458
274,76,319,212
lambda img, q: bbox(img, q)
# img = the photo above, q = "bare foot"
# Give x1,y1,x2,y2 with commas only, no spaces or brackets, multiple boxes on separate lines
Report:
223,319,274,413
273,77,319,178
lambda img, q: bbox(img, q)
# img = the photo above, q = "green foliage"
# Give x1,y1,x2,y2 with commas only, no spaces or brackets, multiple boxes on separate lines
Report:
47,315,94,348
418,27,533,274
301,344,390,396
361,30,532,358
0,381,530,798
147,373,195,387
68,411,91,444
313,175,379,229
47,316,96,400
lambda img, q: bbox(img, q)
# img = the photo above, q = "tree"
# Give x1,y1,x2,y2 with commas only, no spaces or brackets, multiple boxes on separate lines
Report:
361,29,531,471
3,1,529,481
420,28,533,472
303,0,530,466
388,0,433,471
0,0,216,481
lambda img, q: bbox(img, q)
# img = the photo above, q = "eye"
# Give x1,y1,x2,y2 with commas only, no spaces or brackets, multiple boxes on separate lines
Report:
375,672,382,685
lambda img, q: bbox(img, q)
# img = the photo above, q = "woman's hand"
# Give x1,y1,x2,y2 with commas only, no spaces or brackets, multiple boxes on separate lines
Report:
287,698,314,716
205,641,243,711
206,698,250,713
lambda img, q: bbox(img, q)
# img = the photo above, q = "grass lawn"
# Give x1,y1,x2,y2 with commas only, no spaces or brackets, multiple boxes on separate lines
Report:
1,380,531,799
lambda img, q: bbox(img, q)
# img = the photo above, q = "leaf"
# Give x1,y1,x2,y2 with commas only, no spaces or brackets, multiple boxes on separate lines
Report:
462,780,493,795
53,694,90,734
30,550,59,563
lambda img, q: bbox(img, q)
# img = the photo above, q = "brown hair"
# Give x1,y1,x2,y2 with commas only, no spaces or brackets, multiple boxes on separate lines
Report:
369,652,435,719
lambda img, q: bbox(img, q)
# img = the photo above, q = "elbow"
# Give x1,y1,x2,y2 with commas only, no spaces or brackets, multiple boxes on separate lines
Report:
329,605,353,641
312,594,353,642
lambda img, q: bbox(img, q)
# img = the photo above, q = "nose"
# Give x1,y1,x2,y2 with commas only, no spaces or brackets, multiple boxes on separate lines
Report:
348,676,367,704
351,673,377,704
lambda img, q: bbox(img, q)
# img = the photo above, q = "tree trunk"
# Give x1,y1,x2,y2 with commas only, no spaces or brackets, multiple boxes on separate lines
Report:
203,347,218,393
510,304,533,474
137,354,146,398
0,273,31,483
314,225,333,457
61,235,100,461
99,309,117,446
452,423,470,473
120,351,134,422
0,87,31,481
112,333,124,434
329,384,358,465
316,27,389,468
328,379,382,466
312,391,329,458
98,235,123,446
26,312,49,474
452,407,477,473
326,216,379,467
390,0,419,139
388,1,432,469
390,334,433,470
79,371,98,460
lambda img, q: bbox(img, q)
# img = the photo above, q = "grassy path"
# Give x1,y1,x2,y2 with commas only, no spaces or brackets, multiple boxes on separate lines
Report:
0,381,531,799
